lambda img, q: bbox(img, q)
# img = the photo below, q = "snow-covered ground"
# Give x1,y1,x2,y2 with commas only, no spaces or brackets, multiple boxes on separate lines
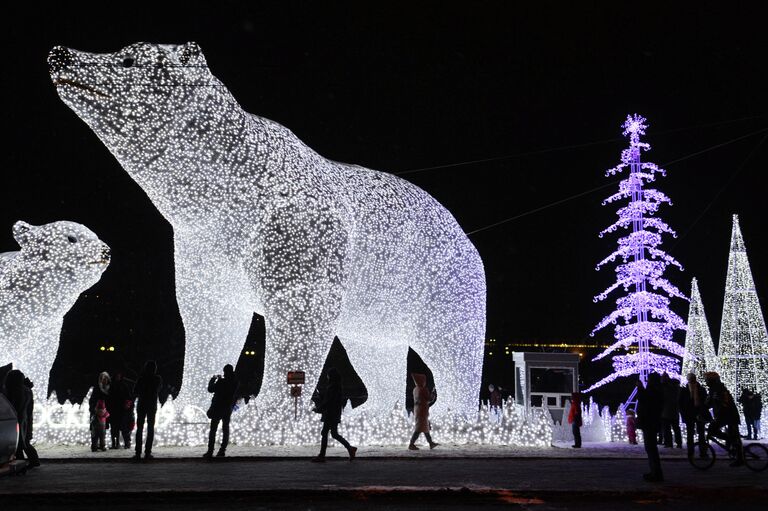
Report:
37,441,691,460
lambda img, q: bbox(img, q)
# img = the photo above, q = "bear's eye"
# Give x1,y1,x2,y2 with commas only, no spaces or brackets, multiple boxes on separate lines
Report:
122,57,135,68
67,235,78,244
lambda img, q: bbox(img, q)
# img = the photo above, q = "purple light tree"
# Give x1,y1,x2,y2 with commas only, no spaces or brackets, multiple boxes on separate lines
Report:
586,115,687,392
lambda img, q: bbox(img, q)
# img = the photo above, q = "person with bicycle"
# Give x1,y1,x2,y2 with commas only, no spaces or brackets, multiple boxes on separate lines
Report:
704,371,744,467
679,372,709,459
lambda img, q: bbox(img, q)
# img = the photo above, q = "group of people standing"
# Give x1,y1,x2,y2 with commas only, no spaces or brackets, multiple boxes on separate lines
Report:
636,371,752,482
87,371,133,451
87,361,163,461
4,360,440,466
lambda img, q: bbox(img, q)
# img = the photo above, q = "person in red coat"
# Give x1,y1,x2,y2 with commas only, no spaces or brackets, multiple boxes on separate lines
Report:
568,392,583,448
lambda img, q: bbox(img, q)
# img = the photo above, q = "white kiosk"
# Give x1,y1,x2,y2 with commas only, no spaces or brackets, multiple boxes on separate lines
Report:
512,352,580,422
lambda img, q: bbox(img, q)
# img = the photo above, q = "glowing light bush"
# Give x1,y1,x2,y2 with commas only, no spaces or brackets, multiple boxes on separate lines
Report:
587,115,687,392
0,221,110,395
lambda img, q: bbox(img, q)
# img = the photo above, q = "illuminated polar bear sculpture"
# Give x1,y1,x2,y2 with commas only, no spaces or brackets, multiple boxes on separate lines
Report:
0,221,111,396
49,42,486,415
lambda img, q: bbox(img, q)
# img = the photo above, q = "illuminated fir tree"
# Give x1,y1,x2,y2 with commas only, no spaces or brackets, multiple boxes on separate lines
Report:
718,215,768,397
586,115,687,392
681,278,718,383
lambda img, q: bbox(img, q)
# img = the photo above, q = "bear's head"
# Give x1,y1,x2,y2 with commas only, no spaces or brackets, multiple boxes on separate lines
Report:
48,42,219,166
12,220,111,289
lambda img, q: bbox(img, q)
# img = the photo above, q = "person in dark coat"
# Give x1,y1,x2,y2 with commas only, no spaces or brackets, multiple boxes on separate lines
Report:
133,361,162,461
107,372,132,449
568,392,583,448
704,371,744,467
22,376,35,451
753,393,763,440
88,372,111,452
738,388,757,440
660,373,682,448
636,373,664,482
3,369,40,467
679,373,709,458
203,364,239,459
488,384,502,409
312,368,357,462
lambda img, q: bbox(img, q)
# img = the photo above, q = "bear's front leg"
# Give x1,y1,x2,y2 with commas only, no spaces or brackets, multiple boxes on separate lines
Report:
257,285,341,411
252,202,348,412
174,234,255,412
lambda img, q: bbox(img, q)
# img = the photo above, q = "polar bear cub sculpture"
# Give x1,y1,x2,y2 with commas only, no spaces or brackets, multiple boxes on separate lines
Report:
0,221,110,396
49,42,486,415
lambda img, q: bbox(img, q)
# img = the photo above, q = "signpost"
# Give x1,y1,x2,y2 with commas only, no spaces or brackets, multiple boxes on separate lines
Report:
287,371,305,420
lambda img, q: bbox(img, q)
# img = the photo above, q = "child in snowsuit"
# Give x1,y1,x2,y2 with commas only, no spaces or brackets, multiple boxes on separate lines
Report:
93,399,110,451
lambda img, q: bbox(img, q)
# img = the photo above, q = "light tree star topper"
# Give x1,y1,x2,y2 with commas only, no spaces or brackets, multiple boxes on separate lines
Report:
587,115,687,392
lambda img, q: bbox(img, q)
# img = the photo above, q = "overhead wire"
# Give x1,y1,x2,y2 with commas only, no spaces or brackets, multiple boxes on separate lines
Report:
464,126,768,236
394,114,764,177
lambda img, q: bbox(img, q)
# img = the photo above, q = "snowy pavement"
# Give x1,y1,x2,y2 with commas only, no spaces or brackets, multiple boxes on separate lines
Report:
36,441,694,460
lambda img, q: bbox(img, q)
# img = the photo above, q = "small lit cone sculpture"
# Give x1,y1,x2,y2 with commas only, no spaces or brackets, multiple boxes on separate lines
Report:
0,221,110,397
681,278,719,384
49,42,487,422
718,215,768,399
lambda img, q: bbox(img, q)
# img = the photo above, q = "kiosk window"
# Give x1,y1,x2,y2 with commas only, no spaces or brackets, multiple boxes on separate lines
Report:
530,368,574,393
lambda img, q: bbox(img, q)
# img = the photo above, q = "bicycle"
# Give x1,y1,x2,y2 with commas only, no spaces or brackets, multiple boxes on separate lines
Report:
688,430,768,472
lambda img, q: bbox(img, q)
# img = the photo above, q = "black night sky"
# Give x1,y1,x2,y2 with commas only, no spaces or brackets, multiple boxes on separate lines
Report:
2,2,767,404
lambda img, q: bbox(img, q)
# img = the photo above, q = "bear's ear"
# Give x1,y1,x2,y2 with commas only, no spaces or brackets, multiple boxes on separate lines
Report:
13,221,33,246
177,41,207,69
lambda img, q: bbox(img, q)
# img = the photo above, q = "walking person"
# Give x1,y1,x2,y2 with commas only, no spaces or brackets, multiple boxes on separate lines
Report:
89,372,111,452
637,373,664,482
704,372,744,467
107,372,132,449
312,368,357,462
2,369,40,467
133,361,162,461
679,372,709,459
568,391,582,448
660,373,682,448
408,373,439,450
203,364,239,459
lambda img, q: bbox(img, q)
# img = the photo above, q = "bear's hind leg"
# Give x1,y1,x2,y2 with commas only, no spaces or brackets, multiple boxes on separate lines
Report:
411,320,485,417
342,340,408,415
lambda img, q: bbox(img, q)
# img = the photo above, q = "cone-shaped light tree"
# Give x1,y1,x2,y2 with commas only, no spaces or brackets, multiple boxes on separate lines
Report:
718,215,768,397
682,278,718,383
586,115,687,392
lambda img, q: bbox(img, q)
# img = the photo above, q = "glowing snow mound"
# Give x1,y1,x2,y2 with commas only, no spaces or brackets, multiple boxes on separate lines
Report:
0,221,110,395
49,42,486,416
34,400,552,448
